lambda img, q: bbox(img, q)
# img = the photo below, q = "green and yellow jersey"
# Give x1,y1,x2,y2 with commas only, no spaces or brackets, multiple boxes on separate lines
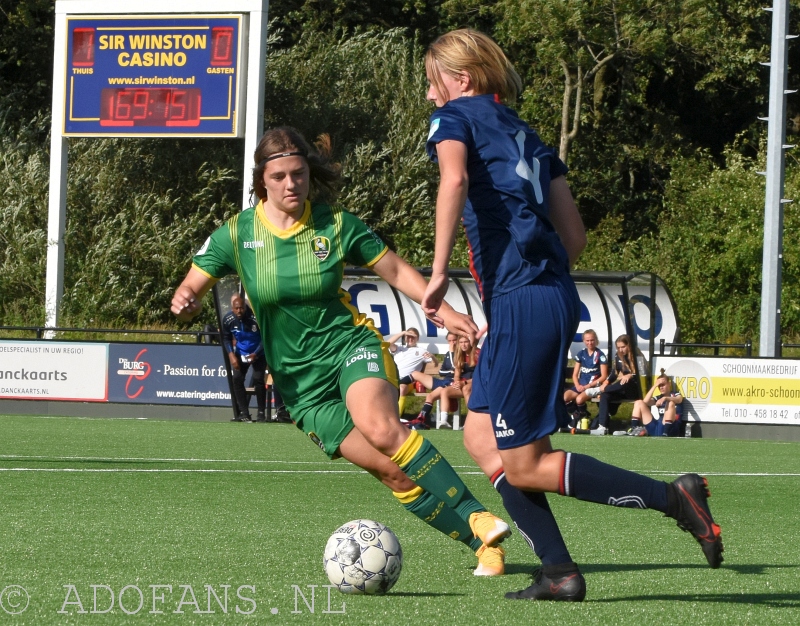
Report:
193,200,391,415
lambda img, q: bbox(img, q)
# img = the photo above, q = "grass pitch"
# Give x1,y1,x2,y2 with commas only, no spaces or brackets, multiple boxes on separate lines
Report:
0,414,798,625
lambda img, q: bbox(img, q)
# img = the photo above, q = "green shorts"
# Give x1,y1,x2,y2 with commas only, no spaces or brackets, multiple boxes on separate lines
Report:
294,339,398,459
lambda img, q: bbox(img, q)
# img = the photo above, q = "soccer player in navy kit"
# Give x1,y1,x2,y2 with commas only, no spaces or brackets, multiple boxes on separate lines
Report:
629,369,685,437
563,329,609,421
420,29,724,601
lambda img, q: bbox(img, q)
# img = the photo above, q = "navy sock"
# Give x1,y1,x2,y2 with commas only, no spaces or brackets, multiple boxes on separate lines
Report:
561,452,668,512
493,470,572,566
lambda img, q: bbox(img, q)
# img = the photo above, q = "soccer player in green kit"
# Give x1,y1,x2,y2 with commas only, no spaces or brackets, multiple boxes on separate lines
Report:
171,126,509,576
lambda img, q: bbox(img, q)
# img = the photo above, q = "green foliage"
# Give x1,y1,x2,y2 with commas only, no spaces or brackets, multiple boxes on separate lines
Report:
59,137,241,327
0,119,241,327
0,0,54,132
1,1,800,344
264,28,458,265
582,144,800,344
0,115,50,325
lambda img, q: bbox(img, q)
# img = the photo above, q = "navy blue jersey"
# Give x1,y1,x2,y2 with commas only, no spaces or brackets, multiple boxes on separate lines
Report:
439,351,455,379
575,348,607,386
655,392,684,419
614,355,629,375
426,94,570,301
221,306,263,357
609,354,634,381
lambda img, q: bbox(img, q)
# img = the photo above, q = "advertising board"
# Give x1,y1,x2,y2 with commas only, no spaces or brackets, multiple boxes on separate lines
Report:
63,14,244,137
0,341,108,401
107,343,231,406
653,355,800,425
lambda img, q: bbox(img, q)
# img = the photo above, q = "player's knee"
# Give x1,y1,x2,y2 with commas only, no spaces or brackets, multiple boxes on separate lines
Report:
359,423,406,457
502,467,547,491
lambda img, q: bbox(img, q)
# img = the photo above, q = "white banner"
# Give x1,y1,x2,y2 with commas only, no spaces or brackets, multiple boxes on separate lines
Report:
342,275,679,359
0,341,109,401
653,355,800,425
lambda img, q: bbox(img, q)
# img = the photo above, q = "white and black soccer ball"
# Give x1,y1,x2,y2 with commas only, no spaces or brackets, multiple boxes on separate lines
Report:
323,519,402,595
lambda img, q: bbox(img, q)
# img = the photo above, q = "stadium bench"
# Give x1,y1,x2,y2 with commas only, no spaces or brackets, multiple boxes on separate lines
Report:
411,361,466,430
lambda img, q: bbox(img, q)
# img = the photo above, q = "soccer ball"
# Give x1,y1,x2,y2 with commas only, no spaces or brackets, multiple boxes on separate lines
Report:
323,519,402,595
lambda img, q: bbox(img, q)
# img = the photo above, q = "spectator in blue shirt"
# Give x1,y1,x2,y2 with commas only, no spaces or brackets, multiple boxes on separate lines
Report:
222,294,268,422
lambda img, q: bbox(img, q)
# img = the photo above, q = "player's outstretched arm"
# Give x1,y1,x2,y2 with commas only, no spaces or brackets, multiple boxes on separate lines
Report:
371,250,478,339
171,267,217,322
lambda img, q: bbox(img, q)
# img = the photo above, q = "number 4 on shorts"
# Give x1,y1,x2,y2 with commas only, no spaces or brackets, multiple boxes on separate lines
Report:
495,414,508,430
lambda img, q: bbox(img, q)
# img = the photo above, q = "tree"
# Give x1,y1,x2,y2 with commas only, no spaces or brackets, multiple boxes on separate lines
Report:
496,0,767,164
0,0,54,132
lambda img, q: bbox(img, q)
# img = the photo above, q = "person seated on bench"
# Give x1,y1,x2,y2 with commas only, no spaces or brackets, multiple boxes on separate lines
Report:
407,332,457,427
387,327,437,416
564,329,608,425
620,369,684,437
588,334,641,435
414,334,479,429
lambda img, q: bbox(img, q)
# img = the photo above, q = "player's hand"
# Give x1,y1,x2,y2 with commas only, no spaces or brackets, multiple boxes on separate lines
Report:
228,353,240,370
171,286,202,321
421,271,449,318
437,307,479,342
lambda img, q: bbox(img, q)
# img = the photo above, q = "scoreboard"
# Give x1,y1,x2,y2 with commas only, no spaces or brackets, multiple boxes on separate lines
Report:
63,14,244,137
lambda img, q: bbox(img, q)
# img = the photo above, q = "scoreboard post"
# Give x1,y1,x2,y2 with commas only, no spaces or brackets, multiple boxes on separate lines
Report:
46,0,269,330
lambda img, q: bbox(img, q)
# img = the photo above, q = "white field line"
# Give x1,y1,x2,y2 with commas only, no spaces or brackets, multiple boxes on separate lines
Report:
0,468,369,474
0,454,484,469
0,454,337,465
0,455,797,476
0,467,797,477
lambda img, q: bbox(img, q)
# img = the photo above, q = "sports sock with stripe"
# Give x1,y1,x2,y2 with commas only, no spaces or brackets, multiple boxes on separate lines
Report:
492,470,572,565
561,452,668,512
391,430,484,522
394,486,482,551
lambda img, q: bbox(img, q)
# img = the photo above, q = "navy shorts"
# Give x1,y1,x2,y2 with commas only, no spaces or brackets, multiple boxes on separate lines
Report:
431,377,453,389
645,418,683,437
469,273,580,449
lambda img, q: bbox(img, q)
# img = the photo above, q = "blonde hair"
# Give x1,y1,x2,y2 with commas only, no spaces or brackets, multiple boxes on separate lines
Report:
425,29,522,105
454,335,477,374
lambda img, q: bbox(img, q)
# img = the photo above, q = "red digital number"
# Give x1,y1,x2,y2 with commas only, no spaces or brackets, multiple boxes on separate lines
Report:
210,27,234,66
72,28,95,67
100,89,201,127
